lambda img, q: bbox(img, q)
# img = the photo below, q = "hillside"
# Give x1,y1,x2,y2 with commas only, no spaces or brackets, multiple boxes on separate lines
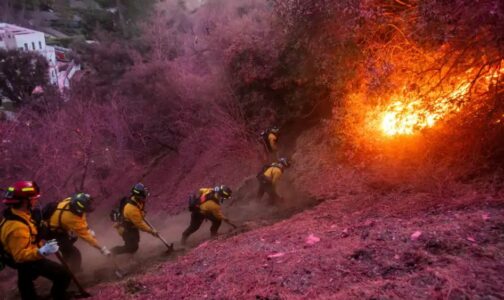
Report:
88,195,504,299
1,0,503,299
84,124,504,299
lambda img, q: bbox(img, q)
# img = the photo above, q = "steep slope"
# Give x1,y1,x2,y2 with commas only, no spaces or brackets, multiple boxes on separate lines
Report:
88,191,504,299
84,126,504,299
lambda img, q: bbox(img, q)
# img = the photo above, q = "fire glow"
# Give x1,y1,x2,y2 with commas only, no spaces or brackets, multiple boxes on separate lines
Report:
379,66,503,136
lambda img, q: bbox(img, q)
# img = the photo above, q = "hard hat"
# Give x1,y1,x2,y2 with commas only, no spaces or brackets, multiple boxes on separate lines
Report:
270,126,280,133
3,181,40,205
214,185,232,199
70,193,93,215
131,183,149,199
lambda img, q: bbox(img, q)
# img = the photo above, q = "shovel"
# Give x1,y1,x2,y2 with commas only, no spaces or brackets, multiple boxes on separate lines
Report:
144,218,174,253
55,252,91,298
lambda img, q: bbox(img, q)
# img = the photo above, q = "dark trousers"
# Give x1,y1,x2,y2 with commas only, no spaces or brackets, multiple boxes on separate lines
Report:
257,179,279,203
58,237,81,272
17,258,72,300
111,226,140,255
181,211,222,243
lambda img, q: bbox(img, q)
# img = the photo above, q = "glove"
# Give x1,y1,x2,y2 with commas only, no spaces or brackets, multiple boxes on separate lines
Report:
38,239,59,256
151,230,159,237
100,246,111,256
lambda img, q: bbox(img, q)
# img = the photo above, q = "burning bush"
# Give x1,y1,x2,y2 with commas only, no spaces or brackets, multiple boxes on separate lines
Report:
334,0,504,186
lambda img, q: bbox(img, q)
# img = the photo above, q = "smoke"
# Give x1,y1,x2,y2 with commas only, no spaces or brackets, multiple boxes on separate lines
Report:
68,172,315,288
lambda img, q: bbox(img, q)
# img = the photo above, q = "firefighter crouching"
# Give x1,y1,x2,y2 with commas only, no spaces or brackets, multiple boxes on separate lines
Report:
47,193,111,272
257,157,290,203
260,126,280,162
181,185,235,245
0,181,71,300
111,183,158,255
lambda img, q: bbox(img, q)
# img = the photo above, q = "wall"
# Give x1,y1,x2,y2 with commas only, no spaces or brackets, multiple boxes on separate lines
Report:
14,31,45,52
1,30,18,50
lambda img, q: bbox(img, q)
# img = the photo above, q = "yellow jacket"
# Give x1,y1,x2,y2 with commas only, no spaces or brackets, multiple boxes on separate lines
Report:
0,209,42,263
200,200,225,221
49,199,99,248
268,133,278,151
123,199,154,234
263,165,283,185
198,188,225,221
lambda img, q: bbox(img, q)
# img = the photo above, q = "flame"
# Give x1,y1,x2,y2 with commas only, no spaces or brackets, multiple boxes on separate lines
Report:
379,66,503,136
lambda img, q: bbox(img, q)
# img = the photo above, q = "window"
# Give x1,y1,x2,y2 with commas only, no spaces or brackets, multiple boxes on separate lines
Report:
24,43,28,50
39,41,42,49
32,42,35,50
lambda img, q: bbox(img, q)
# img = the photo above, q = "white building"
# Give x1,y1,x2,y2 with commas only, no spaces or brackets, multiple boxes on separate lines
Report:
0,23,59,85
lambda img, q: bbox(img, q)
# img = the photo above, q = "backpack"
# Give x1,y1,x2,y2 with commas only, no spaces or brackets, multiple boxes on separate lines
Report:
41,202,60,221
0,209,35,271
188,194,200,212
109,197,130,223
188,191,216,212
32,202,71,240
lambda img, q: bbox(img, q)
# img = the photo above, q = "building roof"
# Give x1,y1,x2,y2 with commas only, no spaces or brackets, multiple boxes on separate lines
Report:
0,23,39,36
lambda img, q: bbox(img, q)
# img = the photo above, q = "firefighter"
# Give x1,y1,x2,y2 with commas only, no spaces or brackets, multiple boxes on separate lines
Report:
257,157,290,203
111,183,158,255
181,185,235,245
0,181,71,300
260,126,280,161
47,193,111,272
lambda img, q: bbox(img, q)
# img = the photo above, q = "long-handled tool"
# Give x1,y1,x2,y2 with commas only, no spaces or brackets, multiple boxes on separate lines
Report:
109,255,125,279
144,218,174,253
224,219,238,229
55,252,91,298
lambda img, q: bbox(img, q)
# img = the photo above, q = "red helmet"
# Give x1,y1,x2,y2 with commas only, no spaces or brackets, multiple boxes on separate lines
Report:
3,181,41,205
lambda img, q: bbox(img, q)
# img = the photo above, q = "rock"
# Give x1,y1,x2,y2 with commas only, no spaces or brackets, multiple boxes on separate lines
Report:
410,230,422,241
305,234,320,245
267,252,285,259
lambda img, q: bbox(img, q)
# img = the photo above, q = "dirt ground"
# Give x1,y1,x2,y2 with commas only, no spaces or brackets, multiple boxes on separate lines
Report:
84,185,503,299
1,129,503,299
1,176,503,300
0,175,317,300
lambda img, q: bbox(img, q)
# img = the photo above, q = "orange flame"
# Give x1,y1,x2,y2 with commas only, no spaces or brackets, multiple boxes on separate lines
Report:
379,66,503,136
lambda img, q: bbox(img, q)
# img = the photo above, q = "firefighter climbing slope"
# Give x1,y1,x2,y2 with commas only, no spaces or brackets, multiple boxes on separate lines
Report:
182,185,236,245
46,193,111,272
0,181,71,300
110,183,159,255
257,157,291,203
260,126,280,162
